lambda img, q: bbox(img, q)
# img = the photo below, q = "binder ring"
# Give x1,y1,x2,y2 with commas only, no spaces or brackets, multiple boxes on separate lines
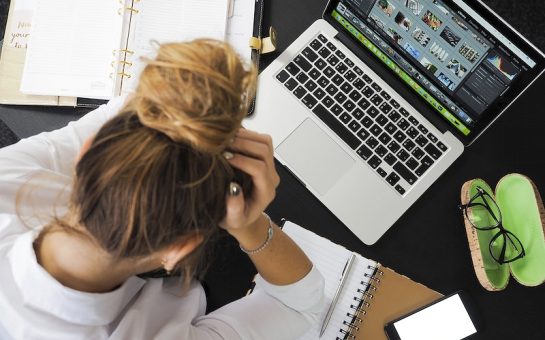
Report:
343,321,361,332
339,329,356,339
345,313,362,324
350,304,367,315
109,72,132,79
113,49,135,56
118,7,139,15
364,273,381,283
111,60,133,67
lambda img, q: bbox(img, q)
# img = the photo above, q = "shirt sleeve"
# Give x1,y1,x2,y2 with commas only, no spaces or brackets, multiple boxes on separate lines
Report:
190,265,325,340
0,95,128,228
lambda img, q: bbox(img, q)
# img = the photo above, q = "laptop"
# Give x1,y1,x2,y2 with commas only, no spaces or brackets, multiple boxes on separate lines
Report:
244,0,545,245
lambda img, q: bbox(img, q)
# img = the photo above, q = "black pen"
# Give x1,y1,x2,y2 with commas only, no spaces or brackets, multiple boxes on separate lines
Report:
319,253,356,337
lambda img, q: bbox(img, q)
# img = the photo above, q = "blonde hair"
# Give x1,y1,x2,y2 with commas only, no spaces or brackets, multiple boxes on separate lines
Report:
44,39,256,283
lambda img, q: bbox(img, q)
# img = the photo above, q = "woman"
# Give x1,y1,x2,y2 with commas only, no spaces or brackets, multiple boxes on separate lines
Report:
0,40,324,339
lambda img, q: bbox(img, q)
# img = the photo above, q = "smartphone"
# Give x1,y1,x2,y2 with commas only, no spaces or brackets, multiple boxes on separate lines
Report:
384,291,481,340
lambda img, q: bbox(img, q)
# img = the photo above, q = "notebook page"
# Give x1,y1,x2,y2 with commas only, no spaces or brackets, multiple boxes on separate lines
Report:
20,0,124,99
121,0,230,93
282,222,377,339
226,0,256,64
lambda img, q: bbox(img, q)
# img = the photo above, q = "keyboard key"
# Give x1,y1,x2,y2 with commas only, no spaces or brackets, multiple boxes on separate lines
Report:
415,135,429,147
387,141,401,153
332,104,343,116
367,106,379,118
384,153,397,165
424,144,443,160
399,107,409,117
340,82,353,94
370,124,382,136
310,39,322,50
411,147,424,160
361,116,373,128
408,116,419,125
380,91,391,100
294,55,312,72
418,124,429,135
343,100,356,112
296,72,309,84
390,99,400,109
335,63,348,74
402,139,416,152
366,136,379,149
285,78,297,90
332,74,344,86
379,132,391,145
312,104,360,150
394,162,417,185
334,92,347,104
340,113,351,124
362,86,374,98
393,131,407,143
371,94,383,106
353,79,366,90
323,96,334,108
407,127,419,139
324,66,335,78
356,129,370,141
357,145,373,160
396,118,410,131
385,122,397,135
317,34,327,43
397,149,410,162
386,172,400,186
335,50,346,59
349,90,362,102
293,86,307,99
318,46,331,58
345,59,354,67
326,84,338,95
437,141,448,152
379,102,392,114
421,155,434,167
395,185,406,195
327,55,340,66
377,167,387,178
376,145,388,157
326,42,337,51
302,47,318,62
352,108,365,120
314,88,326,100
376,114,388,126
368,155,382,169
371,82,382,92
315,59,327,70
318,76,330,87
348,120,361,132
345,70,357,82
286,62,300,76
362,74,372,83
358,98,371,110
415,163,430,177
406,157,419,170
308,68,321,80
388,111,401,122
302,94,317,109
427,133,438,143
354,66,363,75
276,70,290,83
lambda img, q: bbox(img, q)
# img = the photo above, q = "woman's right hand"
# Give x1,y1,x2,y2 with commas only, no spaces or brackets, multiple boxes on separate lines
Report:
219,128,280,238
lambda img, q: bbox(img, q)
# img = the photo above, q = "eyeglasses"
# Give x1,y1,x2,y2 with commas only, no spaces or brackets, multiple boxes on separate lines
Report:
458,186,525,264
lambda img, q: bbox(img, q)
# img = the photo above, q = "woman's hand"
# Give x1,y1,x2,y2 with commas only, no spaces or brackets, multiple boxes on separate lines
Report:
219,129,280,236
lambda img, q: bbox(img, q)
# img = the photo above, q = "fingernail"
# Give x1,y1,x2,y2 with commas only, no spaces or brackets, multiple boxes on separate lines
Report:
223,151,234,160
229,182,241,196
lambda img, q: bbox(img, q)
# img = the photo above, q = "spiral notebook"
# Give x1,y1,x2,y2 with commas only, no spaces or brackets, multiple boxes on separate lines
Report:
282,221,442,340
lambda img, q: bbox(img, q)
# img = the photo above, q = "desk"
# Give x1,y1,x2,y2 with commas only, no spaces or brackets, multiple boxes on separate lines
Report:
1,1,545,339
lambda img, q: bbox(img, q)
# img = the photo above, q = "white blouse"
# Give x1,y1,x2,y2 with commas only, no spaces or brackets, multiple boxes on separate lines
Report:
0,96,325,340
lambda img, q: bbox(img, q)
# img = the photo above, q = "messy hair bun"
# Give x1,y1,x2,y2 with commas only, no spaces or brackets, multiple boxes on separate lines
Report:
128,39,257,153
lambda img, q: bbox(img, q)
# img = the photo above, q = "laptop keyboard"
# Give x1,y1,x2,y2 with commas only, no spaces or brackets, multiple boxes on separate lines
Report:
275,34,449,196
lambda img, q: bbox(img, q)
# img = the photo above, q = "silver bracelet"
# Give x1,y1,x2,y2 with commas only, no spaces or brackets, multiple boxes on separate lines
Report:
239,213,274,255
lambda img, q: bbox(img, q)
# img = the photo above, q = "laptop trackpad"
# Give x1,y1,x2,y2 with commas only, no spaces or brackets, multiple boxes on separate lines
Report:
276,119,354,195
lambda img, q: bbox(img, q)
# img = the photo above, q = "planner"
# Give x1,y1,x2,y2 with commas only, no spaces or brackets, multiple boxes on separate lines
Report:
282,221,442,340
19,0,230,99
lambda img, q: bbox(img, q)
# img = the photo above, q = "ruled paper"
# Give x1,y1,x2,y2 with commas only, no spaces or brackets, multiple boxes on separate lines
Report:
282,221,377,339
225,0,256,64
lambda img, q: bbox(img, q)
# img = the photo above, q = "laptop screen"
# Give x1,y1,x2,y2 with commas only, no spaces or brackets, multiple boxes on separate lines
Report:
326,0,545,141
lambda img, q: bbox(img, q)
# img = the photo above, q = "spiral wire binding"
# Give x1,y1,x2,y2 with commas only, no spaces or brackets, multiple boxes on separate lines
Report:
336,264,384,340
110,0,140,81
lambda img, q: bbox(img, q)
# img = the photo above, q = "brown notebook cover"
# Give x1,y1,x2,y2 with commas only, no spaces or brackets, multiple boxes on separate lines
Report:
353,265,442,340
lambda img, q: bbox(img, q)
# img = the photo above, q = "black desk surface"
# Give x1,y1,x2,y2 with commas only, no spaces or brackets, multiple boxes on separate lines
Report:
1,1,545,339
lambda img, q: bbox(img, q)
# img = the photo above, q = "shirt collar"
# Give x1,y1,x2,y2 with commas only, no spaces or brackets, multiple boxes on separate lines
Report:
8,231,146,326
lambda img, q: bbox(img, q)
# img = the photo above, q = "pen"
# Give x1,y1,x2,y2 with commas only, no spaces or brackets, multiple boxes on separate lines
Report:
319,253,356,337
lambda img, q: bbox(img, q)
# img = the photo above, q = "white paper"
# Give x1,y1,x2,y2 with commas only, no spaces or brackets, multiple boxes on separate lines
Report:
226,0,256,64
